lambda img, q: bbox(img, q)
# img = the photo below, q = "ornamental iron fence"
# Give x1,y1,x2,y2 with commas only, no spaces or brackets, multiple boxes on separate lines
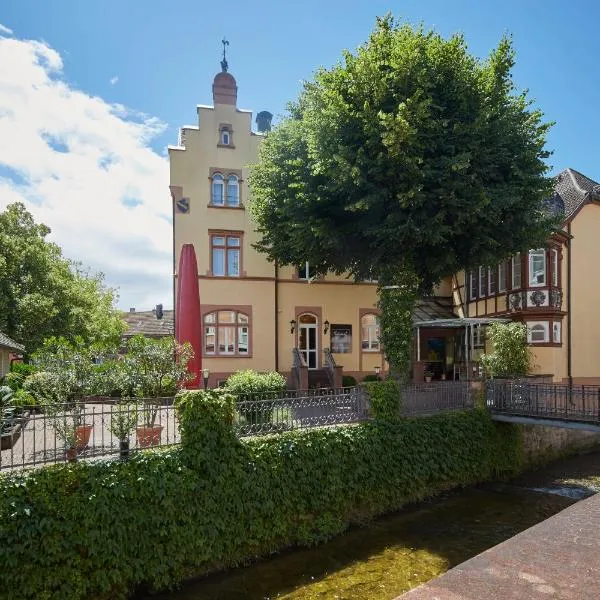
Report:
486,379,600,425
1,382,476,471
0,398,179,472
401,381,475,416
234,387,369,436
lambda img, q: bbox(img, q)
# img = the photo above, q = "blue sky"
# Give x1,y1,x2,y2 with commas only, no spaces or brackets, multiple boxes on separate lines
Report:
0,1,598,308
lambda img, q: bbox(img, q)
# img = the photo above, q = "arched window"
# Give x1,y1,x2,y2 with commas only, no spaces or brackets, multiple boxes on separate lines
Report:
204,310,249,356
527,321,549,344
221,129,230,145
361,314,380,351
226,175,239,207
211,174,224,205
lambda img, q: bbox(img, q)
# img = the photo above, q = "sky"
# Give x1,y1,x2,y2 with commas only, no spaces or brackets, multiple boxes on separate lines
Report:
0,0,599,311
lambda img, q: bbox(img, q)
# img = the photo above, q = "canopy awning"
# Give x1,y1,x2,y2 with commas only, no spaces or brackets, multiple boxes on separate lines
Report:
413,317,510,328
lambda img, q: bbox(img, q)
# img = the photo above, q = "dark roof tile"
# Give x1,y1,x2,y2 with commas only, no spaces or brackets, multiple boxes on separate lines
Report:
0,331,24,352
554,168,600,219
122,310,174,338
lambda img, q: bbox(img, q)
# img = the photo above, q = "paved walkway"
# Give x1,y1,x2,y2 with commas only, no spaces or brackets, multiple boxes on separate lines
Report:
398,492,600,599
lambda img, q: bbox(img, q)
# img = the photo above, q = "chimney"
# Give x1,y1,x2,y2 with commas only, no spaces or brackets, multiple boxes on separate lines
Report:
156,304,163,320
129,308,135,313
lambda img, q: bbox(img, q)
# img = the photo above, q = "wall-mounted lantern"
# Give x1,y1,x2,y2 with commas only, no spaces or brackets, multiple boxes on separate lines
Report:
324,320,330,335
374,365,381,377
290,319,296,334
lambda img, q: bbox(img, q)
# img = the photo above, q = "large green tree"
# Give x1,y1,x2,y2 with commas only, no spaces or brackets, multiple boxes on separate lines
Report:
0,202,126,355
250,17,555,372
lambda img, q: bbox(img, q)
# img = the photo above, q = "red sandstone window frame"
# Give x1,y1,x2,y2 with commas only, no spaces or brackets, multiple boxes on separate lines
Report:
203,309,251,357
209,231,243,277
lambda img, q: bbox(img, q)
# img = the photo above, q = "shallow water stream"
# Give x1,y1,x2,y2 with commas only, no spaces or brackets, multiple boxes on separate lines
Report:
145,452,600,600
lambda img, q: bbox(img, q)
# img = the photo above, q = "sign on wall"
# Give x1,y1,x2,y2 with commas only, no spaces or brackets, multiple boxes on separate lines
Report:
330,324,352,354
175,197,190,214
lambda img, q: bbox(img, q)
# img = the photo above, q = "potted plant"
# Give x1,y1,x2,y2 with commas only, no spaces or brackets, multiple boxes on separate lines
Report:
122,335,193,447
108,400,138,459
135,398,164,447
424,368,434,383
31,338,99,459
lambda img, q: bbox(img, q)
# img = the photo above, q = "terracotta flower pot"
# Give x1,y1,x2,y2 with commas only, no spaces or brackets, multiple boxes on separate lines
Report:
136,425,164,448
65,447,78,462
75,424,93,450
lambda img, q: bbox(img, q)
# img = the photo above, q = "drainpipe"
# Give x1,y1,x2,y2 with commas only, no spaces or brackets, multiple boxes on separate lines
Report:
567,222,572,387
275,261,279,372
171,191,176,341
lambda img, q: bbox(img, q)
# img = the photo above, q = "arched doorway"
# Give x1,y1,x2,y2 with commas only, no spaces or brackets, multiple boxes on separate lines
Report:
298,313,318,369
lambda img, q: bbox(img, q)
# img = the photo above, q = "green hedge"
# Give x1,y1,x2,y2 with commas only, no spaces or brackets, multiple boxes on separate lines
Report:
0,390,521,600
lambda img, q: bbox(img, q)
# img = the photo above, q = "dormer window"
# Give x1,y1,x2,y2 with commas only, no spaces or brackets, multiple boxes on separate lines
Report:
218,124,234,148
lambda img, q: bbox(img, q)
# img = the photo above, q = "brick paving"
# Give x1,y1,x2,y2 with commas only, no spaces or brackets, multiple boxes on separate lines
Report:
398,492,600,600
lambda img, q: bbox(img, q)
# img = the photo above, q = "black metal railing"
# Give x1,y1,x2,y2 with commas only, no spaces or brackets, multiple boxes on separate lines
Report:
291,348,307,390
1,382,479,471
323,348,337,389
401,381,474,416
234,387,369,436
0,398,179,472
486,380,600,424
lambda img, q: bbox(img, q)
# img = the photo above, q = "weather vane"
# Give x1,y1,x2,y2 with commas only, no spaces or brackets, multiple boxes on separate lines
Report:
221,38,229,72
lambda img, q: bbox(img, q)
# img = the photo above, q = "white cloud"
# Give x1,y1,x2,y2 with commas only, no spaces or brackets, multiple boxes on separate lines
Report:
109,75,119,85
0,23,13,36
0,35,173,311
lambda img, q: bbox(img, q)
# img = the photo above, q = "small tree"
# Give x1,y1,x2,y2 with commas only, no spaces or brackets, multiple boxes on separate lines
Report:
123,335,194,427
480,322,532,378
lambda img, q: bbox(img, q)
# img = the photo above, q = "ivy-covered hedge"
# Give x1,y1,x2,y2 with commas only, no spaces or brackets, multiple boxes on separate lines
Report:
0,390,521,600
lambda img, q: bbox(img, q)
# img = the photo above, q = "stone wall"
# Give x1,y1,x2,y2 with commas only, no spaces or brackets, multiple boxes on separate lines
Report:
520,423,600,466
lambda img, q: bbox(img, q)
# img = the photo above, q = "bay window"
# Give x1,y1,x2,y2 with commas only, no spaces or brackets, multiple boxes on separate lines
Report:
478,266,486,297
498,262,507,293
511,254,522,289
551,249,558,287
528,249,546,287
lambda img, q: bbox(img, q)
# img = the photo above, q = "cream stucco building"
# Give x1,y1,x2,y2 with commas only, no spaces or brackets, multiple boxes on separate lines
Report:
413,168,600,384
170,63,600,387
169,65,388,388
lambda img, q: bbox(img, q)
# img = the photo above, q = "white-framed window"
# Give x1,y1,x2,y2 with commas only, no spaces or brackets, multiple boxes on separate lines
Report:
553,321,562,344
527,321,549,344
498,262,507,293
511,254,521,289
297,261,315,280
221,129,230,145
471,325,485,348
211,173,224,205
529,249,546,287
478,266,486,297
211,234,241,276
488,267,497,296
469,271,477,300
226,175,239,207
551,249,558,287
361,314,380,352
204,310,249,356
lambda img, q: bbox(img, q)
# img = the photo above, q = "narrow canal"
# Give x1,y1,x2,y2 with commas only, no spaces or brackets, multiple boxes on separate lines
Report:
144,452,600,600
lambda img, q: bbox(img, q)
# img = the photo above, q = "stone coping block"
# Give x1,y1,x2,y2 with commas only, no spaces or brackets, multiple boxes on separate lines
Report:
398,492,600,600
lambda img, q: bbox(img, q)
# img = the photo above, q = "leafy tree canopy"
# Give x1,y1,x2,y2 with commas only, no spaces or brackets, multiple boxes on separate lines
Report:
0,202,126,355
250,16,555,293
